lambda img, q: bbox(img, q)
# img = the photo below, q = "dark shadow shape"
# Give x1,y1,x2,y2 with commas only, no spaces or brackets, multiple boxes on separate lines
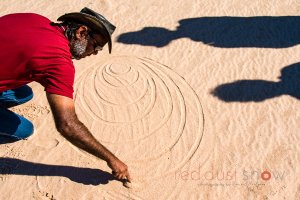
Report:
211,62,300,102
0,157,116,185
117,16,300,48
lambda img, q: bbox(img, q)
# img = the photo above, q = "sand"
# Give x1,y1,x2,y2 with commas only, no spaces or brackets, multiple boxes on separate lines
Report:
0,0,300,199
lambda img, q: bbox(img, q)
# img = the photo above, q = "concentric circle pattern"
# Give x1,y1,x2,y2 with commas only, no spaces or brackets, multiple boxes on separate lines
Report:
74,56,204,179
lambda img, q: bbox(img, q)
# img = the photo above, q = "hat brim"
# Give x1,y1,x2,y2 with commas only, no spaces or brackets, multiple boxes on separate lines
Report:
57,13,113,53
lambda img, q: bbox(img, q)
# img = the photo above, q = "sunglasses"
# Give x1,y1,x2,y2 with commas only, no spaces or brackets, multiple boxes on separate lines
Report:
88,31,105,52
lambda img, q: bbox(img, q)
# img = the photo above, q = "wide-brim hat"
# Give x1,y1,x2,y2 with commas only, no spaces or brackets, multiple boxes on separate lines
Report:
57,7,116,53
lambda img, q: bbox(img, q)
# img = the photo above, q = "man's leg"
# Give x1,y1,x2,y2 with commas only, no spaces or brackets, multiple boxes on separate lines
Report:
0,85,34,140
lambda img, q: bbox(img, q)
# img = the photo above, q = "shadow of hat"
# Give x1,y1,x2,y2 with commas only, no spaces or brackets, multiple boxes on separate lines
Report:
57,7,116,53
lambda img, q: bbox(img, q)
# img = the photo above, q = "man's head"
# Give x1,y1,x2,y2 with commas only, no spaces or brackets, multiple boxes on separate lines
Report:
57,7,116,60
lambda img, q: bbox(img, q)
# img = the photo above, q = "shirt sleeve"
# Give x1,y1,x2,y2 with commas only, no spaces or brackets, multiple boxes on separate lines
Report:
43,60,75,99
30,56,75,99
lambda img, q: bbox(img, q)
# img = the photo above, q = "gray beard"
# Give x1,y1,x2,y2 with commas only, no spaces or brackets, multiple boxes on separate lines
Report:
70,38,88,59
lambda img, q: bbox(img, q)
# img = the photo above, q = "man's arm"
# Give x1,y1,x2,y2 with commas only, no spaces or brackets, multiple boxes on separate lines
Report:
46,93,131,181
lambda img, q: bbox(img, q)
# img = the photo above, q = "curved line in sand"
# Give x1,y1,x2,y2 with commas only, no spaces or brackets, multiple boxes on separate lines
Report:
74,56,205,181
132,57,205,180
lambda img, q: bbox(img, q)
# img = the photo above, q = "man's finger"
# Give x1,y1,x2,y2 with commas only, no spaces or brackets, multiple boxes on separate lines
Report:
120,174,126,180
126,173,132,182
112,171,122,180
117,174,123,180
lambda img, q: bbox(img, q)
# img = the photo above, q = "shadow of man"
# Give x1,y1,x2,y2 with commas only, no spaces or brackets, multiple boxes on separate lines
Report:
0,157,116,185
211,62,300,102
117,16,300,48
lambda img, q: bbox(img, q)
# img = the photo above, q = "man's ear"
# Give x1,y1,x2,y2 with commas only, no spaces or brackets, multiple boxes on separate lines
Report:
75,25,89,40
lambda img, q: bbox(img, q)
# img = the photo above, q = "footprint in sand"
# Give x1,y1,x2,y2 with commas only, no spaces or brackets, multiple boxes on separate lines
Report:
74,56,205,180
10,104,50,121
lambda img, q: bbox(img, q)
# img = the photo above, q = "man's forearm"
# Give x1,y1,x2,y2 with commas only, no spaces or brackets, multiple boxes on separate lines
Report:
46,93,131,181
58,118,117,163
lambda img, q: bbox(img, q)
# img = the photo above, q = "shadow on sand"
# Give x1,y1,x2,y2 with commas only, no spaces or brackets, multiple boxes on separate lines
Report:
117,16,300,48
0,136,20,144
0,157,116,185
211,62,300,102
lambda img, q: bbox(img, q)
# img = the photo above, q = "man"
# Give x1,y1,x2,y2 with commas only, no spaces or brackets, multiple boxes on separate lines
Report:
0,7,131,182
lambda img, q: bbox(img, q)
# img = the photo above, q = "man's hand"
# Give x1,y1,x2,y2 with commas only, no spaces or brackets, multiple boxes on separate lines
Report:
107,158,131,182
46,93,131,183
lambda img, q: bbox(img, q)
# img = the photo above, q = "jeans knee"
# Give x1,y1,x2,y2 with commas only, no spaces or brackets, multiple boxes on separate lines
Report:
11,117,34,140
17,121,34,139
15,85,33,104
0,85,33,108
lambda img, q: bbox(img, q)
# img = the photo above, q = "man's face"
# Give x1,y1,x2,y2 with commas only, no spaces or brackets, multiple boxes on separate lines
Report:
69,26,108,60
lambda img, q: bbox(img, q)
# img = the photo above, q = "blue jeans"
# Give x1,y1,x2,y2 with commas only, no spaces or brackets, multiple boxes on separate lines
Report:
0,85,34,140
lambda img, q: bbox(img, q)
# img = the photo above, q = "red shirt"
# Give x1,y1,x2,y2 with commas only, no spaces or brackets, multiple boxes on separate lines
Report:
0,13,75,99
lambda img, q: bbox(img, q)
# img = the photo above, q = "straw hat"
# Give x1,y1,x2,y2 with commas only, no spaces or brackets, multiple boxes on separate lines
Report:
57,7,116,53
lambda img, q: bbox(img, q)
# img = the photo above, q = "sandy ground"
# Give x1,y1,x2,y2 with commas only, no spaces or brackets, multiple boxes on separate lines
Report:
1,0,300,199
